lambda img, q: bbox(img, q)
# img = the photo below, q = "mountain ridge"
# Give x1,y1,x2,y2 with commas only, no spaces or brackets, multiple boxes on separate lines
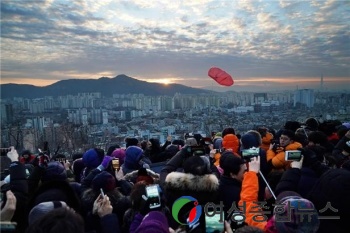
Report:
0,74,212,99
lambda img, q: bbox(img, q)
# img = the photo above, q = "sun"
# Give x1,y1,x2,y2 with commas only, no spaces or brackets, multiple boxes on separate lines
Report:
160,79,171,85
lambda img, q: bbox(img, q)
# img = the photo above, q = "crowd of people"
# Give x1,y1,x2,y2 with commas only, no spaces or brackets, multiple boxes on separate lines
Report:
1,118,350,233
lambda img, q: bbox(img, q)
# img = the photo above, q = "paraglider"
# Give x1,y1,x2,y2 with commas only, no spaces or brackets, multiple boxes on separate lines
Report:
208,67,234,86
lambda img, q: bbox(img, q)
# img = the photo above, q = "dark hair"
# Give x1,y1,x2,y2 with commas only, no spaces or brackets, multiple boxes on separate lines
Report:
222,127,236,138
106,144,120,156
284,121,301,132
25,208,84,233
280,129,295,141
130,182,147,211
220,151,245,176
308,131,328,146
183,156,209,176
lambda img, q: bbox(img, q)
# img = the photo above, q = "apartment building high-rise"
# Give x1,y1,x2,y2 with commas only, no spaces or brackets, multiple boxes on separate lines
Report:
294,89,315,108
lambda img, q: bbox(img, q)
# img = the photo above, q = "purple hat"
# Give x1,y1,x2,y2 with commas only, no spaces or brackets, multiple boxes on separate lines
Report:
124,146,143,169
83,148,104,168
111,149,126,165
135,211,169,233
274,191,319,233
92,171,116,192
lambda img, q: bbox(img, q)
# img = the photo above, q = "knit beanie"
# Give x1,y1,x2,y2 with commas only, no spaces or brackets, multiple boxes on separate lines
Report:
274,191,319,233
42,161,67,182
135,211,169,233
111,148,126,165
28,201,67,224
92,171,116,192
82,148,104,168
124,146,143,170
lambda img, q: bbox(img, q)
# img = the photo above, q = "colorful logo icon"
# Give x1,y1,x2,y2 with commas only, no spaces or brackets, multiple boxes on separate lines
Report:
172,196,202,225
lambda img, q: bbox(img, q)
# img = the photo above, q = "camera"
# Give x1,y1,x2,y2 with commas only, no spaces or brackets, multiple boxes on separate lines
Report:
285,150,302,161
186,146,206,156
0,148,11,156
215,148,225,153
241,147,260,160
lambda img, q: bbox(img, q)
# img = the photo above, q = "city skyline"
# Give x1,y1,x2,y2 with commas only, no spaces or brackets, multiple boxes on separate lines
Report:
1,1,349,92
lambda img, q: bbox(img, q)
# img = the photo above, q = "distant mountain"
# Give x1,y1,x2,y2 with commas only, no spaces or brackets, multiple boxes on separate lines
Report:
0,75,211,99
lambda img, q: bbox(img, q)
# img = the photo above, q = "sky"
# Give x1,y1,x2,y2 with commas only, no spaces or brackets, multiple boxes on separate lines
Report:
1,0,349,92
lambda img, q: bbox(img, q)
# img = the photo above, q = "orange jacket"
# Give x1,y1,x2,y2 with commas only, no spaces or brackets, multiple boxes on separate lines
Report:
222,134,240,153
238,171,267,230
261,132,273,152
266,141,302,170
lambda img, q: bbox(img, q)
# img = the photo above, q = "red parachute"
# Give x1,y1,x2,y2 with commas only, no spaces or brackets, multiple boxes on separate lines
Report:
208,67,234,86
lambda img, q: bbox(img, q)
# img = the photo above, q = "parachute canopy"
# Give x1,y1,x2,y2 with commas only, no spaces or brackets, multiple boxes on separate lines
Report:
208,67,234,86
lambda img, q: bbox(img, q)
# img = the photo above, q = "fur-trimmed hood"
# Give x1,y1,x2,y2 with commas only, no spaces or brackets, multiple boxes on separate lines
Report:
164,171,219,192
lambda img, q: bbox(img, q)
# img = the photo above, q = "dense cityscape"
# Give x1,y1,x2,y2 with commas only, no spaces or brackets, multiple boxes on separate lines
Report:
1,88,349,156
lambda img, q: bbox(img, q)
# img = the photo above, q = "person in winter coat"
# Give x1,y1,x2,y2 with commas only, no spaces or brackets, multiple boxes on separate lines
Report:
332,130,350,167
238,156,320,233
266,129,302,171
218,151,246,216
163,155,219,232
240,130,269,201
121,146,151,175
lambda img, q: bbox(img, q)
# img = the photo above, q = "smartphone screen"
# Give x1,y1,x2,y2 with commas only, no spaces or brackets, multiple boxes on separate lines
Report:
145,185,161,209
285,150,302,161
112,159,120,170
205,210,224,233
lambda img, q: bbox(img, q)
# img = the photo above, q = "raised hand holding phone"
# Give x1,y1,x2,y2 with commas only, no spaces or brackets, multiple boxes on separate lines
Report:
248,156,260,173
7,147,19,162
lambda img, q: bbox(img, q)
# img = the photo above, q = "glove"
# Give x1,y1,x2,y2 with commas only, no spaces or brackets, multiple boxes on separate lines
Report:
98,156,113,170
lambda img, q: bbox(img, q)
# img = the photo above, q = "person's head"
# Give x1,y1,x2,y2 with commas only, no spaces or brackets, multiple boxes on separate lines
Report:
307,131,328,147
279,129,295,147
273,191,319,233
183,155,210,176
125,137,139,148
240,130,262,149
124,146,144,170
82,148,104,168
28,201,68,225
21,150,31,159
42,161,67,182
219,151,247,181
135,211,169,233
25,207,84,233
106,144,120,156
130,182,147,210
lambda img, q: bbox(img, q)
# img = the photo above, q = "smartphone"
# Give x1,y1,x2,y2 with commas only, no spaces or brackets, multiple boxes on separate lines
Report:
100,188,105,197
205,209,224,233
145,184,161,209
112,158,120,170
241,147,259,160
285,150,302,161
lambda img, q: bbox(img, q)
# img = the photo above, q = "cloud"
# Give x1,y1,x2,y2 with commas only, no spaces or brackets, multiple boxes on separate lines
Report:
0,0,349,91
